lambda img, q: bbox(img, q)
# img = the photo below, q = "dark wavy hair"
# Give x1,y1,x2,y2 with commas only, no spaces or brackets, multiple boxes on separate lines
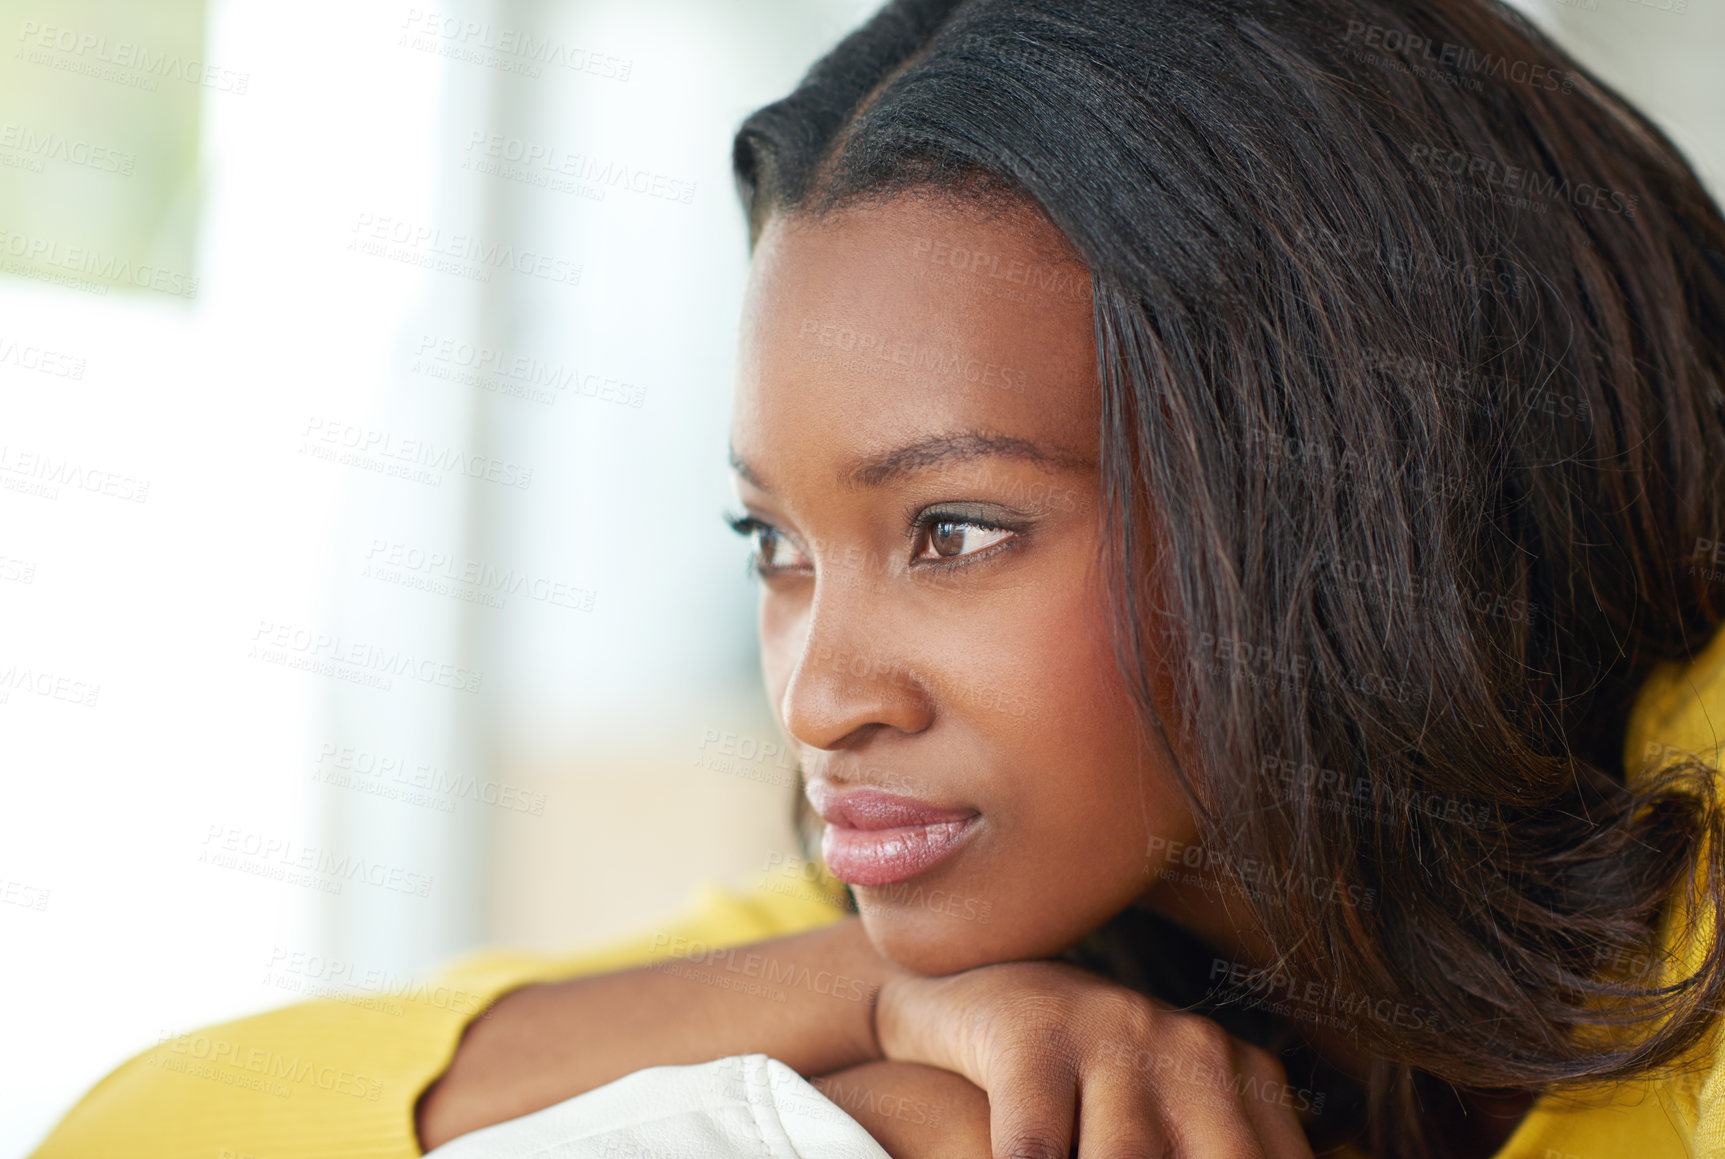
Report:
737,0,1725,1155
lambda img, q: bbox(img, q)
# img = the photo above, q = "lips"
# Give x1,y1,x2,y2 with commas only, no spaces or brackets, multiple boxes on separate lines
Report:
808,784,980,887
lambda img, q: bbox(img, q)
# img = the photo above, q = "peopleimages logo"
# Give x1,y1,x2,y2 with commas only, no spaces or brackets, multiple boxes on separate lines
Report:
1208,957,1446,1035
1340,20,1576,94
413,334,646,409
0,228,198,297
14,20,251,93
151,1029,381,1100
0,334,86,379
299,417,533,490
400,9,633,81
1147,834,1378,911
348,212,583,287
1408,144,1640,219
907,234,1092,303
0,444,149,502
797,318,1030,396
263,946,488,1015
249,619,484,694
646,933,878,1004
313,742,548,816
465,132,695,205
0,663,100,707
362,538,596,612
199,824,435,898
0,123,135,174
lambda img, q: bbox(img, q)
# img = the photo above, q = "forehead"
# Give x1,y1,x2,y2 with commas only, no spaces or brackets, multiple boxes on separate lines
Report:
732,196,1099,487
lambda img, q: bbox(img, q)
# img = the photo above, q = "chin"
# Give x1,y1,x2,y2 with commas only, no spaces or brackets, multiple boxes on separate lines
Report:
854,892,1080,977
860,909,997,976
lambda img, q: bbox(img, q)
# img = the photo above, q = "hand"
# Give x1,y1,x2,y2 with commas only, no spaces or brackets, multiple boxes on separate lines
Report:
874,959,1315,1159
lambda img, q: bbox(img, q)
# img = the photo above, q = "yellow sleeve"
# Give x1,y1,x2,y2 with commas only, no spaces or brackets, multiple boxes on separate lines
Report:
1492,620,1725,1159
27,866,850,1159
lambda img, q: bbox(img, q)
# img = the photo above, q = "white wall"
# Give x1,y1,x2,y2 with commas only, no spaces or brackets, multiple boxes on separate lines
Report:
0,1,874,1152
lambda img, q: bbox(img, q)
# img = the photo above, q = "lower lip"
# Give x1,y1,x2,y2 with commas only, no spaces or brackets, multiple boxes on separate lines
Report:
821,815,980,887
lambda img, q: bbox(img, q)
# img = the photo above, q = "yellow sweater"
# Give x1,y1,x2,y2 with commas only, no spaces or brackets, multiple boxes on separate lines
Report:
29,623,1725,1159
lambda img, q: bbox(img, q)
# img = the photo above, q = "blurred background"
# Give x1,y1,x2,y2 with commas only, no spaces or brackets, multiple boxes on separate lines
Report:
0,0,1720,1152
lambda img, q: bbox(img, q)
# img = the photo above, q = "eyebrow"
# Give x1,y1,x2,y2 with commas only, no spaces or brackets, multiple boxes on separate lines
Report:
729,430,1091,493
843,431,1091,490
728,444,773,492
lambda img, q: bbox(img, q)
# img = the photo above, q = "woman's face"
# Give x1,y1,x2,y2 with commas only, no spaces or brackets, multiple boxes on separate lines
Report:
730,195,1201,975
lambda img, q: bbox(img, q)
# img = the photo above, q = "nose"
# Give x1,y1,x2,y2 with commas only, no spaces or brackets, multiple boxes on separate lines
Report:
777,580,935,752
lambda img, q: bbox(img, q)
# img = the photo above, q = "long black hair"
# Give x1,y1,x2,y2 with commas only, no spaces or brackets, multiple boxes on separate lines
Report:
740,2,1725,1155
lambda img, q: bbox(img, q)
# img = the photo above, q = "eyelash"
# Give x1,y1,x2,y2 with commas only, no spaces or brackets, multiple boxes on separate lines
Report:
903,508,1026,575
722,513,795,580
723,510,1022,580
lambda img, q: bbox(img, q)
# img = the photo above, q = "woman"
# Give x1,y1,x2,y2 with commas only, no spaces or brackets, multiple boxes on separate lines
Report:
32,0,1725,1156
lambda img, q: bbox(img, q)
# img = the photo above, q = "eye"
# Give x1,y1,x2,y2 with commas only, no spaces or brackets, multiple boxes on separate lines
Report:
724,511,811,577
911,513,1016,565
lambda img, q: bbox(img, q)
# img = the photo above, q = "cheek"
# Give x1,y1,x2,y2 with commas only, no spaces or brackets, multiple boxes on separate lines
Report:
985,569,1183,864
757,589,803,721
1013,567,1141,768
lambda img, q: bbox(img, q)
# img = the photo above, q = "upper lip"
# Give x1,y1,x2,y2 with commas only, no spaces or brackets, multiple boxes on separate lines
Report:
806,780,977,831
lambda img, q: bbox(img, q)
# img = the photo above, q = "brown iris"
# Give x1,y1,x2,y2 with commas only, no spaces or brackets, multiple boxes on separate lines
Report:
928,520,968,558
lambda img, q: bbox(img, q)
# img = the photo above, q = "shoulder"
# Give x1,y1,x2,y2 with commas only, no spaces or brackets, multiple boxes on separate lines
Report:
1488,620,1725,1159
1622,619,1725,779
27,995,455,1158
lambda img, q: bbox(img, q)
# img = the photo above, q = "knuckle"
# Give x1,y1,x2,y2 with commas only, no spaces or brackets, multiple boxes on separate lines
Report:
1237,1041,1289,1087
1088,990,1158,1049
1023,994,1077,1033
1109,990,1158,1032
1172,1012,1233,1060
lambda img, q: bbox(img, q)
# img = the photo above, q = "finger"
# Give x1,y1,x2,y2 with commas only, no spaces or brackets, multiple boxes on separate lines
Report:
1156,1038,1312,1159
1237,1094,1315,1159
987,1054,1080,1159
1230,1046,1315,1159
1073,1075,1169,1159
1147,1030,1266,1159
1156,1085,1264,1159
